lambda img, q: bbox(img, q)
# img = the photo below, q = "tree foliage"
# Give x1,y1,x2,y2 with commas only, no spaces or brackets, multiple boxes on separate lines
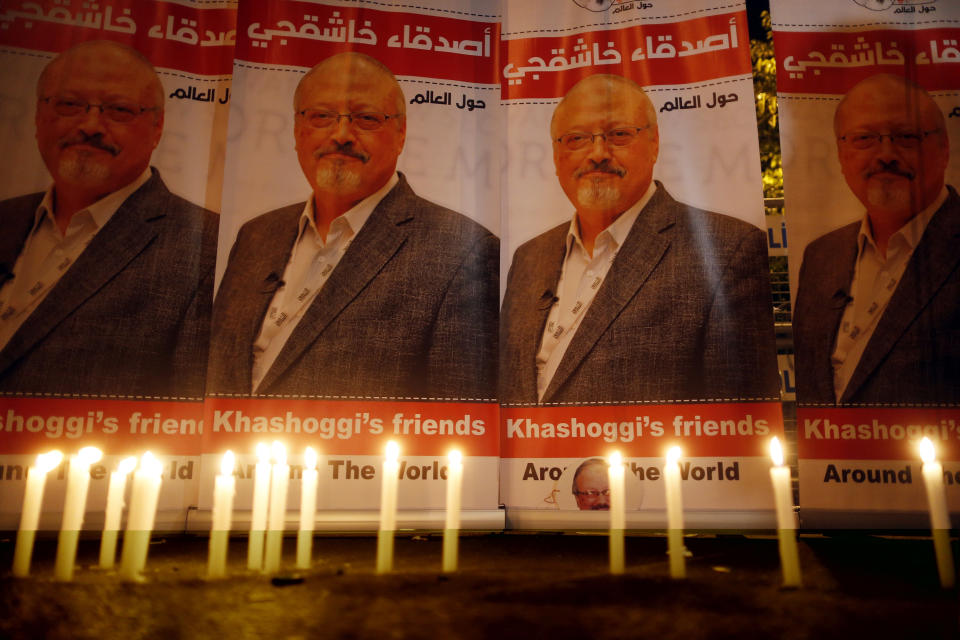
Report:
751,10,782,198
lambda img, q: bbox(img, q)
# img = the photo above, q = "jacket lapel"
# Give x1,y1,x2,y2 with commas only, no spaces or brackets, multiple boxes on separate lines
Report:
514,226,566,403
257,177,413,391
0,173,165,375
542,186,673,402
842,188,960,402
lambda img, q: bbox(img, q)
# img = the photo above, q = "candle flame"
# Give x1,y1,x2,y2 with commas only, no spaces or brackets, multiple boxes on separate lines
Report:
271,440,287,466
920,437,937,464
117,456,137,475
78,446,103,465
386,440,399,462
256,442,270,465
666,446,682,465
305,446,318,470
221,450,235,476
609,451,622,467
448,449,462,466
770,437,784,467
141,451,164,476
37,450,63,473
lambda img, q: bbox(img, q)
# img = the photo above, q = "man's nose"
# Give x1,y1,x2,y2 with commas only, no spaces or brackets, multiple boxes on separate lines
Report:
76,105,109,135
585,133,613,164
874,134,903,162
329,115,359,145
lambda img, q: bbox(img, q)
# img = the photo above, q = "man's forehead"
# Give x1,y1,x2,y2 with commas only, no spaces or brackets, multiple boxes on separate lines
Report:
44,50,155,95
299,65,395,104
838,81,938,128
556,88,648,126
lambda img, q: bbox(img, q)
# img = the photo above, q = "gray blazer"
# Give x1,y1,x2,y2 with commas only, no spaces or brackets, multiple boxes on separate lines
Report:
500,183,779,405
208,174,499,399
793,186,960,405
0,169,218,398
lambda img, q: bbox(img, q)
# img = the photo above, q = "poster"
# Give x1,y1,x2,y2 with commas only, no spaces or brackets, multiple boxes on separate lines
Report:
770,0,960,526
0,0,235,529
203,0,503,528
497,0,784,528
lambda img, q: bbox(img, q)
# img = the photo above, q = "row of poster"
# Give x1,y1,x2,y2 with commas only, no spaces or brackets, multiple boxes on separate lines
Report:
0,0,957,530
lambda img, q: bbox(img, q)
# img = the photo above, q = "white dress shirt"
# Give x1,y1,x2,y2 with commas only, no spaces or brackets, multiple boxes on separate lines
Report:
0,168,152,350
536,181,656,400
831,186,947,400
251,172,399,392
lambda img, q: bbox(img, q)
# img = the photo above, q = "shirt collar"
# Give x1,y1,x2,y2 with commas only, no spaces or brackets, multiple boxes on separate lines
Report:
856,185,948,256
37,167,153,233
566,181,658,255
297,171,399,242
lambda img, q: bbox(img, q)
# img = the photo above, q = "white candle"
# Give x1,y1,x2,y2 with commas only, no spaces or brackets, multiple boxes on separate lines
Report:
296,447,319,570
608,451,625,575
376,440,400,574
55,446,103,581
119,452,164,581
208,450,236,579
13,450,63,577
99,456,137,569
664,446,685,579
769,437,801,587
920,437,955,588
263,441,289,574
442,449,463,573
247,442,272,571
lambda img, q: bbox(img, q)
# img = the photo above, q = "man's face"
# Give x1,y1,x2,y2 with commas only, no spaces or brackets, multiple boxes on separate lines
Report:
35,46,162,198
294,62,405,204
552,84,658,218
574,464,610,510
836,82,948,218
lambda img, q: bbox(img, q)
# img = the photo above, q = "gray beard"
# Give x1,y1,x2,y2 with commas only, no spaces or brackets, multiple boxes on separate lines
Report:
866,177,911,213
316,161,362,192
59,150,111,186
576,178,620,209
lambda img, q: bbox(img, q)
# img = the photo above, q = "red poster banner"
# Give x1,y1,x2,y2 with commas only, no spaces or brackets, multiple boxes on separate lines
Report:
501,10,750,100
203,398,499,456
234,0,499,84
501,401,783,458
775,28,960,95
0,0,236,74
797,407,960,461
0,397,203,455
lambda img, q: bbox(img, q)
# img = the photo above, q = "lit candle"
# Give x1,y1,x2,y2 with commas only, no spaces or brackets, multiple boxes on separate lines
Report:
247,443,272,571
119,451,164,581
55,446,103,581
263,441,289,574
207,450,236,579
296,446,319,570
769,437,801,587
99,456,137,569
12,450,63,577
376,440,400,574
442,449,463,573
920,437,955,588
608,451,625,575
664,446,685,579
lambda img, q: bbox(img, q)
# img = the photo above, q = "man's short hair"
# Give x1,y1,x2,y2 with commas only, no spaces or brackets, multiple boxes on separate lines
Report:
293,52,406,119
37,40,165,115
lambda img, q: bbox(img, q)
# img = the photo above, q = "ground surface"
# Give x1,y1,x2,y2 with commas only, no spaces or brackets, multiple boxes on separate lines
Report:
2,532,958,639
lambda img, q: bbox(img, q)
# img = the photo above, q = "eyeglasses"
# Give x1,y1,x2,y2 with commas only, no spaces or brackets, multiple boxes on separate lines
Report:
573,489,610,497
42,97,158,123
839,129,941,150
556,125,651,151
297,109,402,131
